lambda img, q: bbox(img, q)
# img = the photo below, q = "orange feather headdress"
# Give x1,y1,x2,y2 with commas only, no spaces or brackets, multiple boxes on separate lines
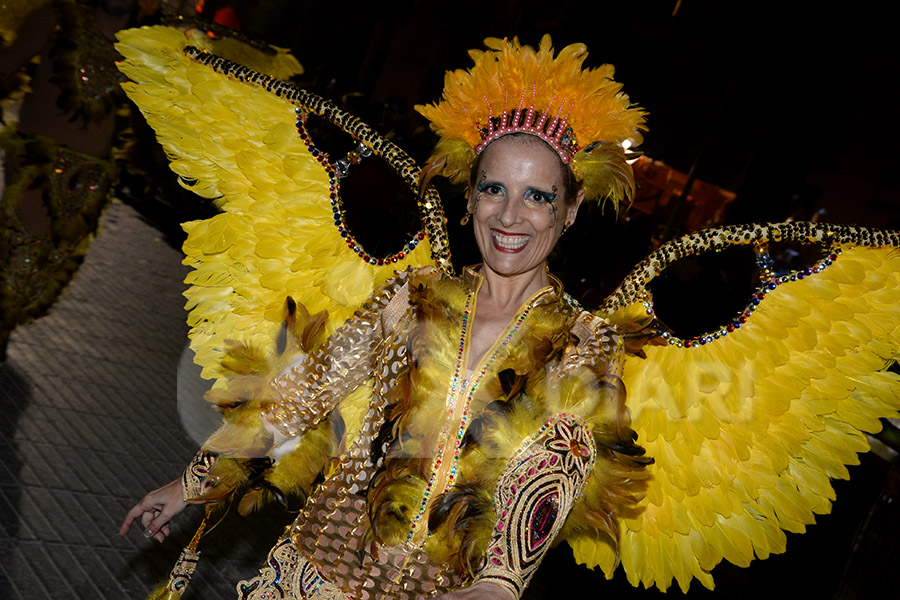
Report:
416,35,646,210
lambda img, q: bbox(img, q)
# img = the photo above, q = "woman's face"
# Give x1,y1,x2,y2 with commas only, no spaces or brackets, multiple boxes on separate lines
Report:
468,135,583,281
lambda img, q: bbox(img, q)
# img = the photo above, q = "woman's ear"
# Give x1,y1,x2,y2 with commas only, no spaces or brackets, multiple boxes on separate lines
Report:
566,188,586,228
465,187,476,213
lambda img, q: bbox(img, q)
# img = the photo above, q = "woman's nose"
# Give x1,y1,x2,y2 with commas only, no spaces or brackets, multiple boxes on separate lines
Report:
498,197,522,226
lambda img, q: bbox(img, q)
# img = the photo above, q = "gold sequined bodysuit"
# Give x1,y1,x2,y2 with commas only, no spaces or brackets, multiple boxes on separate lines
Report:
185,267,649,599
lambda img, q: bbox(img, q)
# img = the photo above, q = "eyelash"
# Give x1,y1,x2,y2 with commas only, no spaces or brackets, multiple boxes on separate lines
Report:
477,183,504,196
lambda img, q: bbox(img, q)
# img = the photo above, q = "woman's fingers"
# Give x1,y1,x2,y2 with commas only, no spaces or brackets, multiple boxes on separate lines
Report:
119,478,187,540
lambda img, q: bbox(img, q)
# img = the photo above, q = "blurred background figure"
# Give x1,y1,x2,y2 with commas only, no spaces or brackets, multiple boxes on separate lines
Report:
0,0,145,359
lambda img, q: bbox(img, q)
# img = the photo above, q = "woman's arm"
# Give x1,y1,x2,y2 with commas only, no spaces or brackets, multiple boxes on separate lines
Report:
471,414,597,598
119,270,414,539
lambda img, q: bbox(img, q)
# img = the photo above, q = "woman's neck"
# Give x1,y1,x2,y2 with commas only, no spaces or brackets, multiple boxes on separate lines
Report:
477,263,550,312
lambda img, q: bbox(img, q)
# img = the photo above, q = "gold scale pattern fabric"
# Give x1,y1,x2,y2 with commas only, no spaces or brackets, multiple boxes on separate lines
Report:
189,266,647,599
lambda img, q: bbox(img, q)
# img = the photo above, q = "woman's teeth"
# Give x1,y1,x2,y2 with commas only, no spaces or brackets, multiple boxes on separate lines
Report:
492,230,530,250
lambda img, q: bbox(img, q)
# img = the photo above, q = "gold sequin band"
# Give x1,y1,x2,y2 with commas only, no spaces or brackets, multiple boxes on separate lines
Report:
599,222,900,314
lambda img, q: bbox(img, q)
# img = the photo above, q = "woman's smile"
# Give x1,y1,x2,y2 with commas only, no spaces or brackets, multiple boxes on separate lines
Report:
490,229,532,252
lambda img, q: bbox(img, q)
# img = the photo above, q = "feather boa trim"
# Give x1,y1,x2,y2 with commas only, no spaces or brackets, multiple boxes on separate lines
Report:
367,269,650,574
192,297,334,513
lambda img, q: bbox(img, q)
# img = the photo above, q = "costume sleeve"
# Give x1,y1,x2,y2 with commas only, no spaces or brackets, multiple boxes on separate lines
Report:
180,269,414,503
473,414,597,598
472,313,649,598
262,268,412,439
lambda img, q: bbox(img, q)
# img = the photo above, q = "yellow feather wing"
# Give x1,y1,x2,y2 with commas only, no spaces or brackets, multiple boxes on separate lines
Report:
578,224,900,593
115,26,449,382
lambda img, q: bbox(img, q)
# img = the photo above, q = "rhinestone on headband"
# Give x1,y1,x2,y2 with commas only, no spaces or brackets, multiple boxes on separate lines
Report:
474,93,580,163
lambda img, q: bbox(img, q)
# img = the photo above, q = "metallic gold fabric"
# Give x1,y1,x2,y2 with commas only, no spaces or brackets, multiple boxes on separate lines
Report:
225,267,639,599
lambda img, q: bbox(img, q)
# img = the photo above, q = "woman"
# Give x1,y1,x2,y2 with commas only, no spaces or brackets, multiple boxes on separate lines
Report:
120,136,648,600
118,34,651,600
117,30,900,599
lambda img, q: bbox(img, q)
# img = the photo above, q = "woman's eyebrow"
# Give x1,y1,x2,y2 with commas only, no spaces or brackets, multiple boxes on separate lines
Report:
476,180,505,191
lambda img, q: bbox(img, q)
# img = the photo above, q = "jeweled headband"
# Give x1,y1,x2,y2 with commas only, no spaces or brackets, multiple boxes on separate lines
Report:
416,35,646,210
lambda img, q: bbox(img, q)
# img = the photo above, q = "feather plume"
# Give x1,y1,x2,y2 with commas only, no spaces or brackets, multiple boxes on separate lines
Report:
571,142,635,208
265,418,336,500
419,138,476,190
426,485,496,576
144,583,180,600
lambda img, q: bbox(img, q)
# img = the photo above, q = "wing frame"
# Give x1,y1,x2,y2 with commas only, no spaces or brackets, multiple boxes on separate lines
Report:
573,222,900,592
116,26,452,383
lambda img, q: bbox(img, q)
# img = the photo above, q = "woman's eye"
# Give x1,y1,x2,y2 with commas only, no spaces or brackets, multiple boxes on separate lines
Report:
478,184,504,196
526,190,554,205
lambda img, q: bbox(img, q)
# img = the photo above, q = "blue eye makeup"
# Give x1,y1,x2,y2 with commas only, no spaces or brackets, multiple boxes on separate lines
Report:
527,189,556,204
477,183,504,194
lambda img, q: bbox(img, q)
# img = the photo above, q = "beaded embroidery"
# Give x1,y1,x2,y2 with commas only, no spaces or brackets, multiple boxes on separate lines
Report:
408,289,533,543
474,414,596,597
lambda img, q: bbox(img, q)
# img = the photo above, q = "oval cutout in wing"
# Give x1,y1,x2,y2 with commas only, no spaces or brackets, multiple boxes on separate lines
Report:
650,246,759,340
650,241,832,340
304,114,422,261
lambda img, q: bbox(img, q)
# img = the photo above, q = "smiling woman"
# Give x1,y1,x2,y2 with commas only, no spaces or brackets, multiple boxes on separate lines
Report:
117,31,650,600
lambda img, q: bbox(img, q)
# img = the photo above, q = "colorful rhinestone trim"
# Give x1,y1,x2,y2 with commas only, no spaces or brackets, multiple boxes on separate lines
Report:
407,292,532,542
652,245,842,348
294,110,425,266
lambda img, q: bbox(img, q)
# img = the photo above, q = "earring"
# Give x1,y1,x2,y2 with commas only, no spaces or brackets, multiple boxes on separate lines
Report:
460,211,473,226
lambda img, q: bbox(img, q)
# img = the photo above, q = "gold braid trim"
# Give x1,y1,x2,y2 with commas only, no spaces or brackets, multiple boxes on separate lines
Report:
599,222,900,314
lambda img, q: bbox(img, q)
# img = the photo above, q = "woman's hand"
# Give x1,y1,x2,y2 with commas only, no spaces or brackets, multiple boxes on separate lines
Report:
433,581,516,599
118,478,188,542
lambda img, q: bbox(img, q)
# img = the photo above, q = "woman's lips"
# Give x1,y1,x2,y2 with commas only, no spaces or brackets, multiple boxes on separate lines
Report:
491,229,531,253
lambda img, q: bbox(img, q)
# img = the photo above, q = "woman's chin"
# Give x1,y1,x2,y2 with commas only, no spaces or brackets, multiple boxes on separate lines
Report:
481,253,547,280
